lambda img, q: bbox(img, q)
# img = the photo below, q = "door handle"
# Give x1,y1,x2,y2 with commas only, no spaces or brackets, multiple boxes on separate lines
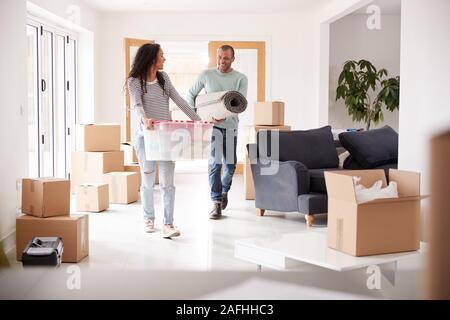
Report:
41,79,46,92
41,134,45,144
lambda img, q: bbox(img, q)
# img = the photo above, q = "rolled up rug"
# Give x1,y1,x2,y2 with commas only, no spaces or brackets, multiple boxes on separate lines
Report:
195,90,247,121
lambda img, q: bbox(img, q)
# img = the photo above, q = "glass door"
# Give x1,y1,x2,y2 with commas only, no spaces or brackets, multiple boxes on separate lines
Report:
39,28,55,177
27,19,78,179
54,34,67,178
66,38,77,179
26,24,39,178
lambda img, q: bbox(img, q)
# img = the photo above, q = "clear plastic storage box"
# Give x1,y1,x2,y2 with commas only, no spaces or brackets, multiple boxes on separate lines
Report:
143,121,213,161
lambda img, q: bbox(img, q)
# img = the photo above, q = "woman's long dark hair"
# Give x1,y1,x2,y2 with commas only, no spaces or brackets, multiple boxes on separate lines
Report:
127,43,166,95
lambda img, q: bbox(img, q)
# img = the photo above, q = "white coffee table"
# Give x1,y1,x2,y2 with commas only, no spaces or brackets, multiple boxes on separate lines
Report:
235,228,425,286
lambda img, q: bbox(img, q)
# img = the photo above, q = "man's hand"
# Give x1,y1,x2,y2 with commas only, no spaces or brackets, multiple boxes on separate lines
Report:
212,117,225,124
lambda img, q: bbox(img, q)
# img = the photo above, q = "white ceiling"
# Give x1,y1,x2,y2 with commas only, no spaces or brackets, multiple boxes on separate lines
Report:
354,0,401,15
82,0,333,13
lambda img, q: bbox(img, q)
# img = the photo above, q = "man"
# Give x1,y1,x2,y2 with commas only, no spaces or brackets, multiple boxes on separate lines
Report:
187,45,248,219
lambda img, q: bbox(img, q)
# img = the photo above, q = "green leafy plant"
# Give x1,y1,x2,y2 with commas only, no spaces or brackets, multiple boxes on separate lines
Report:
336,60,400,130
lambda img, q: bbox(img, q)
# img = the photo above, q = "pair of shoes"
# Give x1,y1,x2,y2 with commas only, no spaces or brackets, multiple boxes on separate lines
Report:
162,224,181,238
209,202,222,219
144,219,156,233
221,192,228,210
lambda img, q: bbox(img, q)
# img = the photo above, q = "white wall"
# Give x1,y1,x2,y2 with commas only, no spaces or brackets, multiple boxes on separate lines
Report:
399,0,450,193
0,0,100,250
0,0,28,247
317,0,373,126
96,11,322,139
329,14,401,131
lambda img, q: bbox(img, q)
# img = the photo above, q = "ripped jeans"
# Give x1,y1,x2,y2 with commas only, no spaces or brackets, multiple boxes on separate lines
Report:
134,134,175,225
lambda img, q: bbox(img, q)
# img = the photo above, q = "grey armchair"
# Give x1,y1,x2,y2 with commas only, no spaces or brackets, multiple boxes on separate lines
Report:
247,126,340,227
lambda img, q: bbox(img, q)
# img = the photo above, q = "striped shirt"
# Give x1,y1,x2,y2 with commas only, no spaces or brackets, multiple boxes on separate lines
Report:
128,72,201,138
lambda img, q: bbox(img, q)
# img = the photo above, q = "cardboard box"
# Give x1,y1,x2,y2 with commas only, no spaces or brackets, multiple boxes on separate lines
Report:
244,159,254,200
325,169,423,257
121,142,139,164
76,123,121,152
70,151,124,192
16,214,89,263
22,178,70,218
243,125,291,200
254,101,285,126
427,131,450,299
103,172,139,204
124,163,160,187
76,183,109,212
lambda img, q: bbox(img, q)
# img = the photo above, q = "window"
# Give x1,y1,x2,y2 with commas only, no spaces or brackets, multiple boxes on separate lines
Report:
27,18,77,178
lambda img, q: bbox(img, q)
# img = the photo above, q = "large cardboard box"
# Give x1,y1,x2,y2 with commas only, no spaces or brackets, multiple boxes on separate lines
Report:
427,131,450,299
16,214,89,263
325,169,423,257
254,101,285,126
103,172,139,204
76,183,109,212
70,151,124,192
22,178,70,218
76,123,121,152
243,125,291,200
121,142,139,164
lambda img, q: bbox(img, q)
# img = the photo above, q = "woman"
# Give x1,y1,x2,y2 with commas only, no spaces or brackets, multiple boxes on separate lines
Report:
127,43,201,238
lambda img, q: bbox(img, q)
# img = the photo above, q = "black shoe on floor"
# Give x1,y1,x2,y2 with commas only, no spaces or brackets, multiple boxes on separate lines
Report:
221,193,228,210
209,202,222,220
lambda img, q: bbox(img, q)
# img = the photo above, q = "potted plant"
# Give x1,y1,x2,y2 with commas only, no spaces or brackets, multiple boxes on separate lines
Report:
336,59,400,130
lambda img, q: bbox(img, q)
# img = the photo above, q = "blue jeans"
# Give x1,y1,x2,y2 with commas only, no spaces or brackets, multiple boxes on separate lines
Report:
209,127,238,202
134,134,175,225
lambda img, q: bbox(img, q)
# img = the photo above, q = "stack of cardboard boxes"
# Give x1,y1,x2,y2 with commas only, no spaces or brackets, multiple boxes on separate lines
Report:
72,124,140,206
16,178,89,263
244,102,292,200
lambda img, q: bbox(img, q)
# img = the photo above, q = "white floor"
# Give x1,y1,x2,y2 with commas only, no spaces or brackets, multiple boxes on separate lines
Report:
2,169,427,299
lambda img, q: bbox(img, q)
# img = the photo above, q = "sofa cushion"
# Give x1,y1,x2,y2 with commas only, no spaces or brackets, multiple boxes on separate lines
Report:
297,193,328,215
339,126,398,169
269,126,339,169
309,168,342,193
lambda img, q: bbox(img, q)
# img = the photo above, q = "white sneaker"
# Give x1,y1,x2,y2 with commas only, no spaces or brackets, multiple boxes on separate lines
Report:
162,224,180,238
144,219,156,233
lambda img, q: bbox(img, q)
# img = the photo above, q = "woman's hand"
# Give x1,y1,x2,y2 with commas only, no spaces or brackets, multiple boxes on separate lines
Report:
141,117,155,130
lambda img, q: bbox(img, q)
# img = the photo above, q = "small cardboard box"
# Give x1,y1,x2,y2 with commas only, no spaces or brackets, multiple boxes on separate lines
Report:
71,151,124,192
16,214,89,263
325,169,423,257
76,123,121,152
76,183,109,212
254,101,285,126
121,142,139,164
124,162,159,187
103,172,139,204
22,178,70,218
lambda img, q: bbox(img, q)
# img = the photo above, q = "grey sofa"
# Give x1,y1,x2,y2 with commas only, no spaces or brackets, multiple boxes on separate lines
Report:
247,125,399,227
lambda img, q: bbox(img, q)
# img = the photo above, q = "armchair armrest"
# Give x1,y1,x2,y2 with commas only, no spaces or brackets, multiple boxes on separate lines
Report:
250,158,310,212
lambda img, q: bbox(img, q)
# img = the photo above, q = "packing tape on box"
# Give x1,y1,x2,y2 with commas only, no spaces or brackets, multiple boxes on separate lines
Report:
336,218,344,251
110,175,119,202
30,180,35,193
81,216,87,254
83,154,89,171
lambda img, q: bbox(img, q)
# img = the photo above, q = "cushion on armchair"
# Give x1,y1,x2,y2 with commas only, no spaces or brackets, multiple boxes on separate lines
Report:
261,126,338,169
339,126,398,169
